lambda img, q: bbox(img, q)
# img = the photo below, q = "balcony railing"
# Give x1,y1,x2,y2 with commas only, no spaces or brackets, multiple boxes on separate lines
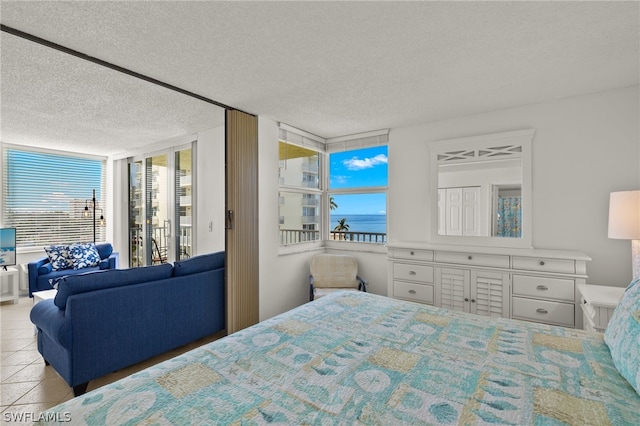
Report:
280,229,320,245
129,223,192,267
279,229,387,245
329,231,387,244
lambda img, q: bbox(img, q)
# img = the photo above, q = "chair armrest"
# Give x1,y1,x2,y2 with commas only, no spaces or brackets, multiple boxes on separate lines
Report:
30,300,72,349
357,275,368,292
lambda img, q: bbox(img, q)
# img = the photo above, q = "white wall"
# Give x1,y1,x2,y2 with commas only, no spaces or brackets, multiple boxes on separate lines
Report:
195,125,226,255
389,85,640,287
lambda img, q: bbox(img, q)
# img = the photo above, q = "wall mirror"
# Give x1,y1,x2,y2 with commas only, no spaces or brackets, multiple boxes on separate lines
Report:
428,129,535,248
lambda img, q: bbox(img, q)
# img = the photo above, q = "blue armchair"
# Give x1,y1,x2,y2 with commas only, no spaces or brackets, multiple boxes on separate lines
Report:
28,243,119,297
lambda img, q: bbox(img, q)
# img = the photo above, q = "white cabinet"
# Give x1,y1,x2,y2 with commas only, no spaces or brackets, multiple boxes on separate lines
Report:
435,264,509,318
388,243,590,327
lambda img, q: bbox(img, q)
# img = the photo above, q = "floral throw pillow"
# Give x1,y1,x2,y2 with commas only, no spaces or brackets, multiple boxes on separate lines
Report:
68,243,101,270
44,245,73,271
604,277,640,395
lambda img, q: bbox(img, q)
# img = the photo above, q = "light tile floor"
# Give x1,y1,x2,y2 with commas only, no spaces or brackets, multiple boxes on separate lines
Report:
1,296,222,423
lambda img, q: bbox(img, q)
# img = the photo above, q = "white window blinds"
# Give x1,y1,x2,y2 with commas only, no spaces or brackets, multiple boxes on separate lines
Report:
326,129,389,153
2,146,106,248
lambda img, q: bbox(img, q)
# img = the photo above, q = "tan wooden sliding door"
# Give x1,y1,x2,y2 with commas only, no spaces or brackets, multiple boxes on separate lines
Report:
225,110,259,334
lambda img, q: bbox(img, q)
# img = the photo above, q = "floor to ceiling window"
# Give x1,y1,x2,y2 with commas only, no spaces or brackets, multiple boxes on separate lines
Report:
128,144,194,267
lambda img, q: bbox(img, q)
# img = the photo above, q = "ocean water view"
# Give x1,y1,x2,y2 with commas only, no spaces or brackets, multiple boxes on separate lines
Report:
330,214,386,234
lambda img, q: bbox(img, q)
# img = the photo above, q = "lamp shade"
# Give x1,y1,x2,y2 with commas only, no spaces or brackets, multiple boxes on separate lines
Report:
608,190,640,239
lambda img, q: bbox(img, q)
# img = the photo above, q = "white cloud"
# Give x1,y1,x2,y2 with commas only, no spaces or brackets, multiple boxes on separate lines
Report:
343,154,388,171
331,175,349,184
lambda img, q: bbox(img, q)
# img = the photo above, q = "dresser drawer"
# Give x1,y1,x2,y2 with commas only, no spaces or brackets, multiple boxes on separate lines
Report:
512,297,575,327
435,251,509,268
512,275,575,302
392,248,434,262
393,263,434,283
393,281,434,304
512,256,575,274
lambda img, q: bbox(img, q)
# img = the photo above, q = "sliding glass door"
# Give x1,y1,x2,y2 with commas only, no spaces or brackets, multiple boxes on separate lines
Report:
129,145,194,267
175,147,193,261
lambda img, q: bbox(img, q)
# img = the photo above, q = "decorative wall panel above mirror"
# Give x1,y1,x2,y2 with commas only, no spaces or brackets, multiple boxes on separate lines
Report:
428,129,535,248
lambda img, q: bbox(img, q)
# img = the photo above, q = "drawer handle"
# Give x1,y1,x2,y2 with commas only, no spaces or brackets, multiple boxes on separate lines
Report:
536,285,548,291
408,289,417,294
410,251,414,255
536,308,548,314
409,271,417,275
464,298,469,302
471,299,476,303
539,261,545,266
468,255,473,260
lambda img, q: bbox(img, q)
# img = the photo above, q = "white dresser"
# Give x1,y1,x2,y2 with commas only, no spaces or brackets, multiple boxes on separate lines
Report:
387,243,591,328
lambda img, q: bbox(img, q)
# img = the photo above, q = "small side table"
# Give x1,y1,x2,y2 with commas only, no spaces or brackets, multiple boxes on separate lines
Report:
577,284,625,333
32,289,58,334
33,289,58,304
0,266,19,304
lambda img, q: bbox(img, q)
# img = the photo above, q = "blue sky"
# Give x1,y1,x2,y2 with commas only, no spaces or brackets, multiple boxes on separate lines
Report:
329,146,387,215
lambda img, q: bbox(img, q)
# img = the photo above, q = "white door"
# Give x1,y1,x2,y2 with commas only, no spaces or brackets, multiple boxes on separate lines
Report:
445,188,463,236
462,187,481,236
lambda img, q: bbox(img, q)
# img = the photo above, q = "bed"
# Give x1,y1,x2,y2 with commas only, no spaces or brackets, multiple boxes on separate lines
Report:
39,288,640,425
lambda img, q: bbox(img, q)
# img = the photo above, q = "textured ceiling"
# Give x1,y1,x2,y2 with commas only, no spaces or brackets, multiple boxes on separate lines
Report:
0,1,638,156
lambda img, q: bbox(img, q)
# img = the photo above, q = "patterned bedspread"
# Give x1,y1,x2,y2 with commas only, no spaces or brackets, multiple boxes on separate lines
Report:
41,292,639,425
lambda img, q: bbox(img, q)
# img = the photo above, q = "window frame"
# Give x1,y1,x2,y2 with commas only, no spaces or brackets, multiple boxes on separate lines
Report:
278,129,324,249
325,144,388,247
278,125,389,252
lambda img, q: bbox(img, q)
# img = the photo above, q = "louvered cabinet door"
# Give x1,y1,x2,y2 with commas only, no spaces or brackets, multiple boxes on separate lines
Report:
436,267,470,313
471,270,510,318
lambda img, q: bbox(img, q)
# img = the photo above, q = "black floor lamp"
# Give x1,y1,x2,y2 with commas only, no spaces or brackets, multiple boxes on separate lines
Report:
83,189,104,243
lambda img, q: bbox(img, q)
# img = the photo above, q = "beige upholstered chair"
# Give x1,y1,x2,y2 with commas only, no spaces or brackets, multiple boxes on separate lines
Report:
309,254,367,301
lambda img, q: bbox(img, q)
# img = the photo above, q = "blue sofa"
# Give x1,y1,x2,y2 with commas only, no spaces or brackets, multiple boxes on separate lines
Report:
30,251,226,396
27,243,119,297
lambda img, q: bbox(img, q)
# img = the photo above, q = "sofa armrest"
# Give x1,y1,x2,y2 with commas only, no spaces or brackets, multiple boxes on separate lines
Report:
107,252,119,269
28,256,51,297
30,300,72,349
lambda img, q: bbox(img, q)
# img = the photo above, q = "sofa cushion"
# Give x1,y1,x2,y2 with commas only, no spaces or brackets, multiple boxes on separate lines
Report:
54,263,174,310
95,243,113,260
44,245,73,271
68,243,101,270
173,251,225,277
38,263,53,275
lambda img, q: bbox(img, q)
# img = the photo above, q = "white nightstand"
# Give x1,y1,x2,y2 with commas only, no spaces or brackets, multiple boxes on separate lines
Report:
577,284,626,333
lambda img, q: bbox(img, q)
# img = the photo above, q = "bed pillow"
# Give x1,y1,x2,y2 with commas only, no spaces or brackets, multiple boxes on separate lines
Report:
44,245,73,271
68,242,101,270
604,277,640,395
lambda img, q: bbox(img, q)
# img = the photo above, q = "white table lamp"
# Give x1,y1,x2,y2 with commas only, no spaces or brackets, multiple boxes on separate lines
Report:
608,190,640,280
